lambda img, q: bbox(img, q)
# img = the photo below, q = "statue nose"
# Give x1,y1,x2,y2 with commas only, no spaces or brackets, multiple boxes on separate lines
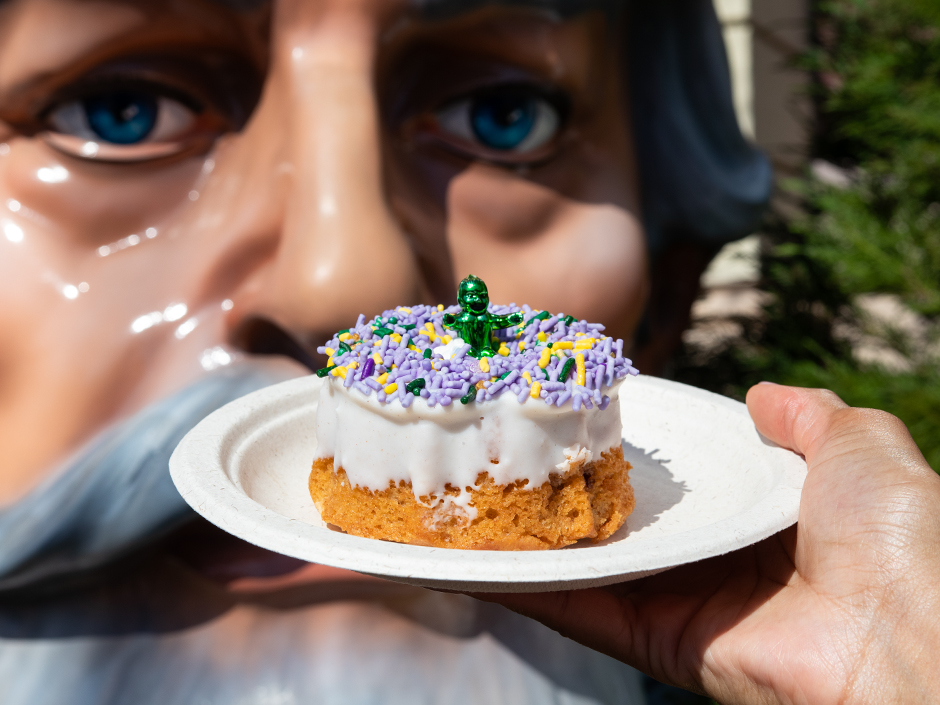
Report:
239,2,422,348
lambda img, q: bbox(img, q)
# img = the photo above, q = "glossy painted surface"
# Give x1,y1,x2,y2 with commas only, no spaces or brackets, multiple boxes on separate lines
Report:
0,0,648,504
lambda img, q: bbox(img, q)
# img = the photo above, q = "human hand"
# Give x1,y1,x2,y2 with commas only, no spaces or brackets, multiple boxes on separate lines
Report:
475,384,940,704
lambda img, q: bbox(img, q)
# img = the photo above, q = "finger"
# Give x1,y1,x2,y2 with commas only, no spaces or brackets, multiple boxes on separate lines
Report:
745,383,848,464
746,382,931,478
470,589,637,663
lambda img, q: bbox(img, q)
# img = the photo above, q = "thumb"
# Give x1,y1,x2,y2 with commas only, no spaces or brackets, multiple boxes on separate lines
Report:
745,383,848,465
746,382,930,477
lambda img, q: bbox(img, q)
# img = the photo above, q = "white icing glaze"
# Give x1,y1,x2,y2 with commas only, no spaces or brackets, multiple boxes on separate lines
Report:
315,377,624,515
555,445,593,473
432,337,466,360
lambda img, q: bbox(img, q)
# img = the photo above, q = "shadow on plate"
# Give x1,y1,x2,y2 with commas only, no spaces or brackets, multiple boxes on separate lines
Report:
580,441,689,548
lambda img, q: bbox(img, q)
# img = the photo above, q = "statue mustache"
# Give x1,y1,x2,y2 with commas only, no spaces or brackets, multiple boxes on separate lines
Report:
0,360,298,599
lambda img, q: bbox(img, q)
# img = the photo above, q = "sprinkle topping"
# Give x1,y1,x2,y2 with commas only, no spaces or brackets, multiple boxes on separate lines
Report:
316,303,639,410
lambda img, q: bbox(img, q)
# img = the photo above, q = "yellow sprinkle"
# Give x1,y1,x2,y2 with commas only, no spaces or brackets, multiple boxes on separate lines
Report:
537,332,547,343
331,366,346,378
373,340,381,346
347,361,358,370
391,364,397,369
575,332,586,337
327,357,334,367
479,357,490,373
553,341,573,350
437,304,444,311
424,322,435,332
522,371,533,385
373,353,383,364
498,345,510,356
554,348,568,358
338,333,351,342
377,372,389,385
442,335,452,344
384,383,398,395
398,307,412,314
576,353,586,386
518,341,526,351
324,347,335,357
408,344,417,351
530,382,541,398
538,348,551,368
575,338,595,350
391,333,402,343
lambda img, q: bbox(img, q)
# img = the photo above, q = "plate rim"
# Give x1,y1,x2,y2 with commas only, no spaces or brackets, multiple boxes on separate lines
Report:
170,375,806,592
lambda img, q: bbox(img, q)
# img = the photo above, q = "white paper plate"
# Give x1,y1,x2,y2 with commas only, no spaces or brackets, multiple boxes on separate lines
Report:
170,375,806,593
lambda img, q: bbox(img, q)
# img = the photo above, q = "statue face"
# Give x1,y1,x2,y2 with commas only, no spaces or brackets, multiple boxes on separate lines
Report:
0,0,647,502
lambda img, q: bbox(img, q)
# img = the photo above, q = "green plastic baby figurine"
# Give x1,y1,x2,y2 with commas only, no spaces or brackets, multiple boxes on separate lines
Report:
443,275,524,358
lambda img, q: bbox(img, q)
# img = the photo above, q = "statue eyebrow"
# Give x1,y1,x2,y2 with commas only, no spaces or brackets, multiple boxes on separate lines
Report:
210,0,268,9
205,0,612,17
413,0,612,20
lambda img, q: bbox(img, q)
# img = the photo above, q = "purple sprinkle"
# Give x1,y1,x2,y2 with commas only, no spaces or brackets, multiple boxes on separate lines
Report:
556,389,572,407
539,316,559,333
572,393,582,412
599,395,610,410
516,388,530,404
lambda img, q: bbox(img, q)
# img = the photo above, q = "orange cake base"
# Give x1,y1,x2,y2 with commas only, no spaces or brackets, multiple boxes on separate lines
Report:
309,447,634,550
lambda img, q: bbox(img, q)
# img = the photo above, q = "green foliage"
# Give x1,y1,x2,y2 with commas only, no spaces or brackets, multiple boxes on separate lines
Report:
674,0,940,470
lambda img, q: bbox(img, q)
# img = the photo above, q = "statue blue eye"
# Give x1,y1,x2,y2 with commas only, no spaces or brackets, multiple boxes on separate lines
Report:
435,88,562,156
83,91,158,145
47,89,197,155
470,95,537,150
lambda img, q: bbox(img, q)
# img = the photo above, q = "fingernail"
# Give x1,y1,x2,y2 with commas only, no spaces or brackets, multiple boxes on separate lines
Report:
758,381,779,386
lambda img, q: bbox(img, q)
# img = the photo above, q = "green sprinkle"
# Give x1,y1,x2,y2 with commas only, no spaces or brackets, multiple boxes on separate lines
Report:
423,348,433,359
336,329,349,336
563,315,577,326
460,385,477,405
406,378,426,395
559,358,576,382
337,341,351,355
316,365,337,378
499,370,513,380
533,311,551,321
401,323,416,331
547,342,553,348
388,317,398,324
373,327,393,337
